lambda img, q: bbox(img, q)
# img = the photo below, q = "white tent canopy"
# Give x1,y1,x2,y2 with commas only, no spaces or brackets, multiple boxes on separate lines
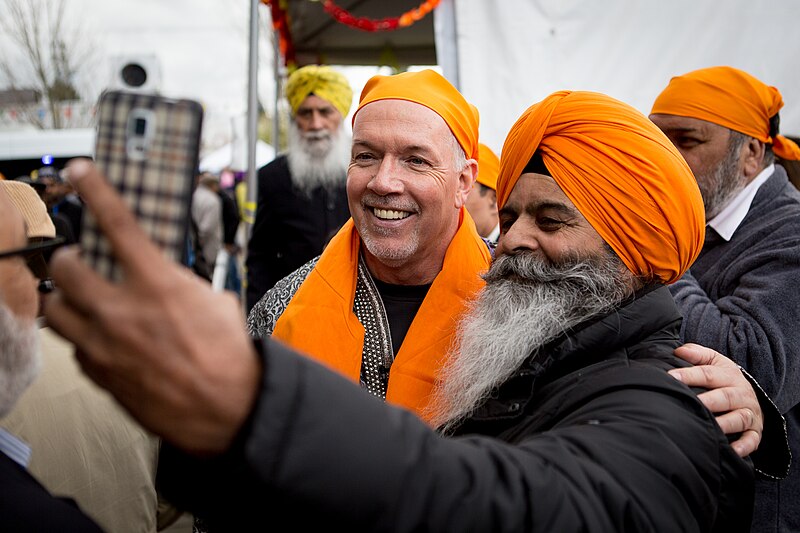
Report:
436,0,800,154
200,139,275,174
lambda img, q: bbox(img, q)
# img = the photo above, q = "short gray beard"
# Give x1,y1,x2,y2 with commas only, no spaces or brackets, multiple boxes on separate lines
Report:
0,301,41,418
356,192,421,267
429,249,636,432
286,121,351,196
697,132,748,220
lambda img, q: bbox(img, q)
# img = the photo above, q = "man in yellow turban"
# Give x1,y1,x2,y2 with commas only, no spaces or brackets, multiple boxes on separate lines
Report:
465,143,501,242
44,89,758,530
245,64,354,312
651,65,800,533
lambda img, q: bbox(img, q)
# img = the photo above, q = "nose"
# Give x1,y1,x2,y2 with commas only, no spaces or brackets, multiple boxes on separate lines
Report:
308,110,325,130
496,217,539,256
367,157,403,196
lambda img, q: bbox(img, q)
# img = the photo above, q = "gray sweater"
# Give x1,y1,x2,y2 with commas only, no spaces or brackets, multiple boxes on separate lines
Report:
670,165,800,533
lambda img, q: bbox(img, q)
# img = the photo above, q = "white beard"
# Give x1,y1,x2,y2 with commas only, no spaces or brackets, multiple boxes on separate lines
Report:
0,301,41,418
286,121,351,196
429,250,636,432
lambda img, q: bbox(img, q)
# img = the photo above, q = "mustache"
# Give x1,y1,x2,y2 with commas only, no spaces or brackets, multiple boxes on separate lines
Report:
360,192,418,213
302,130,332,141
484,252,593,283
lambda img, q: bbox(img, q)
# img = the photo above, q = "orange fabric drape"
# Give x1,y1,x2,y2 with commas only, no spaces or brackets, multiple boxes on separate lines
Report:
651,65,800,161
272,210,491,423
497,90,705,284
352,69,479,161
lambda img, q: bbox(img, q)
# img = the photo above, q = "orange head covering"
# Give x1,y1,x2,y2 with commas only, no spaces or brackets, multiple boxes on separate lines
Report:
651,66,800,161
353,69,479,161
497,91,705,284
476,143,499,190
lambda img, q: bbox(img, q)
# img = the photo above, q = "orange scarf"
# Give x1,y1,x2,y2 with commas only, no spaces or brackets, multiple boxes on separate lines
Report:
272,209,491,423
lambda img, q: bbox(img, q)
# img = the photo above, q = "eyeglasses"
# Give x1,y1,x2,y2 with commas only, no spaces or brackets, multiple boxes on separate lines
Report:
0,236,66,261
0,236,67,293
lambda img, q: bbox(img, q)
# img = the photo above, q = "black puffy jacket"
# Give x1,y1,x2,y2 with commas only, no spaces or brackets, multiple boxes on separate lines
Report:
160,286,754,532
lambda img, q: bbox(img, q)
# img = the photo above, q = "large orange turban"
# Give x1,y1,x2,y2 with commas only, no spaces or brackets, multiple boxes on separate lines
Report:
497,91,705,284
477,143,500,190
651,66,800,161
285,65,353,119
353,69,479,161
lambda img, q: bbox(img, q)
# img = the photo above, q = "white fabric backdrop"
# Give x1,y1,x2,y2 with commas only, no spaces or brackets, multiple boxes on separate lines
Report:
436,0,800,155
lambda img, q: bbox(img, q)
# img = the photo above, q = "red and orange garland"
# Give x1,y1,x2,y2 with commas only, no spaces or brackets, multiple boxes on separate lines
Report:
262,0,441,67
322,0,441,32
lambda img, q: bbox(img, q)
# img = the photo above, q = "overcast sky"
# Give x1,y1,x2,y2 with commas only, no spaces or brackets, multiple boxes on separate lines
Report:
0,0,385,153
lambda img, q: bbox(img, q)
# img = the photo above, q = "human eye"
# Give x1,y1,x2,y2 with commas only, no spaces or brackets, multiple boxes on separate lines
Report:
674,135,702,150
536,216,566,232
353,151,376,164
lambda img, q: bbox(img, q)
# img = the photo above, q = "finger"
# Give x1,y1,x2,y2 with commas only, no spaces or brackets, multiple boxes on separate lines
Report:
730,429,761,458
43,289,100,354
710,407,759,436
668,364,740,390
48,246,115,317
673,343,733,367
65,158,166,278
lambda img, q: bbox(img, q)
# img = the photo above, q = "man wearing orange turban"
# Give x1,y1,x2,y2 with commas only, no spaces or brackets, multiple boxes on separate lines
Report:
651,65,800,533
465,143,501,242
247,69,490,423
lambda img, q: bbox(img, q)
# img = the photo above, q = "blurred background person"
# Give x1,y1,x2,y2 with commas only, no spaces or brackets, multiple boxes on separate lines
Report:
465,143,500,243
245,65,353,312
190,172,223,282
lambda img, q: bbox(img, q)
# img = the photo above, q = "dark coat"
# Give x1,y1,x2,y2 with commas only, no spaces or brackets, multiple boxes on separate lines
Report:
0,451,103,532
244,155,350,313
159,286,753,532
669,166,800,532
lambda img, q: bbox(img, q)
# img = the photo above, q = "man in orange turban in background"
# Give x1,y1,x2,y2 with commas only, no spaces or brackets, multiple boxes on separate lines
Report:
651,65,800,533
465,142,501,243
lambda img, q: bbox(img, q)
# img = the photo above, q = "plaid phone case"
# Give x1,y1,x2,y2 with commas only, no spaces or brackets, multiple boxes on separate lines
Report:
83,90,203,282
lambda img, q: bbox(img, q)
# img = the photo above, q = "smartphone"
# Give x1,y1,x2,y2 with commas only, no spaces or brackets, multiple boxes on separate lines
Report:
81,90,204,282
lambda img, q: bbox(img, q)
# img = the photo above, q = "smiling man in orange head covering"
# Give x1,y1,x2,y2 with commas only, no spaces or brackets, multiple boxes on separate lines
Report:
247,69,490,422
651,66,800,533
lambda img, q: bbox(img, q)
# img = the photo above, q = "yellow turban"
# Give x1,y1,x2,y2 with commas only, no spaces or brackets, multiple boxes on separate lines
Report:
285,65,353,119
353,69,479,161
651,66,800,161
477,143,499,190
497,91,705,284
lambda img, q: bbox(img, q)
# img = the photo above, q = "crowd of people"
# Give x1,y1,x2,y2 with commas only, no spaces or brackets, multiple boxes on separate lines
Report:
0,61,797,532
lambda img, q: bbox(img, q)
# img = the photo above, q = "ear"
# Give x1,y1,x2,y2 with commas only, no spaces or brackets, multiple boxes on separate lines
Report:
455,158,478,209
741,137,766,180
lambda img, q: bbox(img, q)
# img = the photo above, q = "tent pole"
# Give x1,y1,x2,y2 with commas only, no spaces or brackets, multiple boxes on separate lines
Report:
245,0,260,238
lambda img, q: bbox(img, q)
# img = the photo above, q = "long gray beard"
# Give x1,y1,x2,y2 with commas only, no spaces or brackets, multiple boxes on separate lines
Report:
429,250,636,432
697,135,748,220
0,301,41,418
286,121,350,196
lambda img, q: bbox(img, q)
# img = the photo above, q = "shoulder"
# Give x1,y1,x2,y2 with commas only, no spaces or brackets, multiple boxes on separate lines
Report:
246,256,319,337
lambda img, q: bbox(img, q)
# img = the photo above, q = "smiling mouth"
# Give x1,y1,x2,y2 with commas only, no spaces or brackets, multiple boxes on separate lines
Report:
373,207,411,220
